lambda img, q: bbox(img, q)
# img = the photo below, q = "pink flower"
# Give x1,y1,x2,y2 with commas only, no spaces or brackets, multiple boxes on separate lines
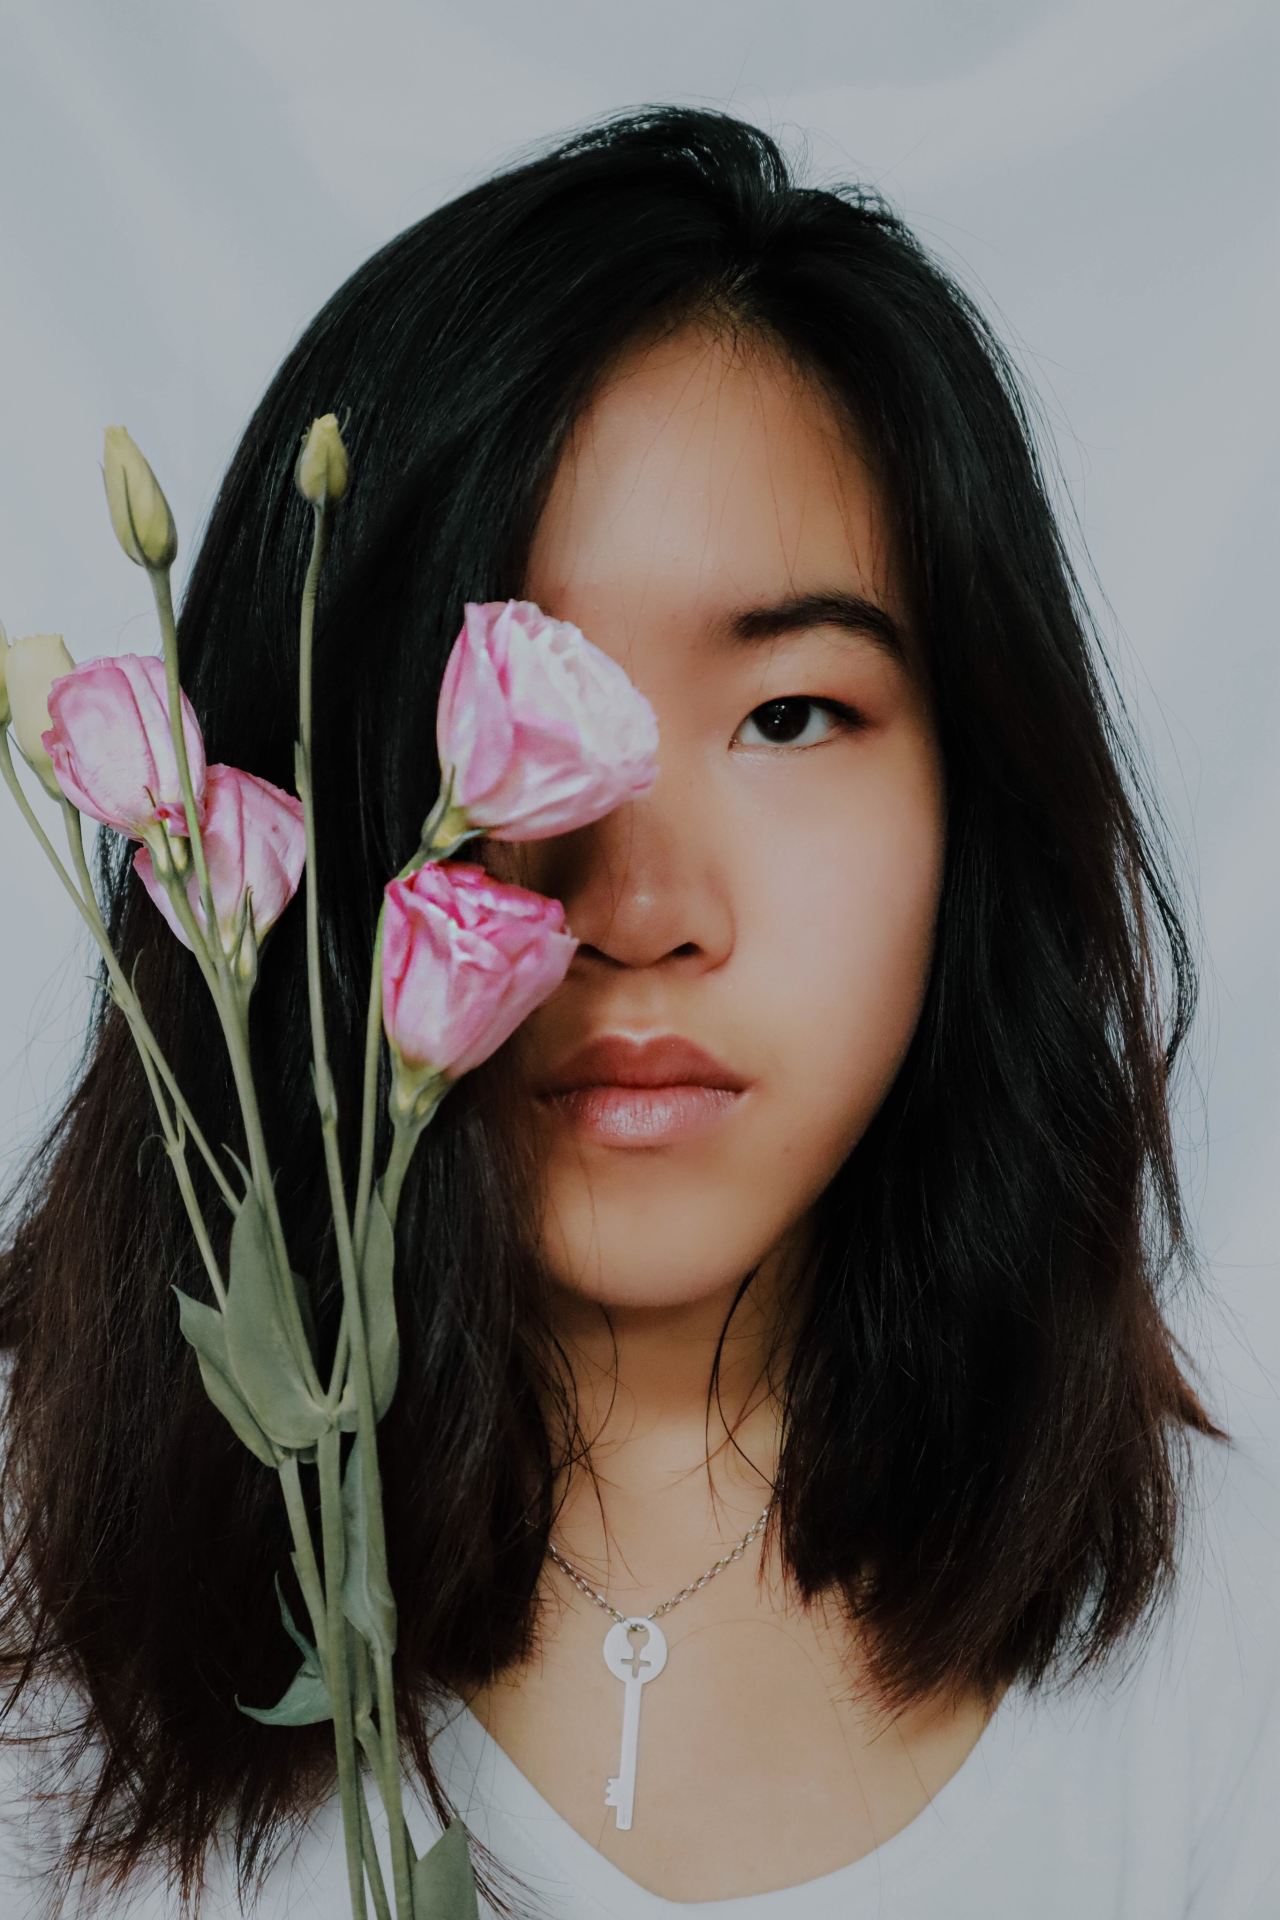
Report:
40,653,207,836
132,764,305,957
381,861,577,1083
435,599,660,842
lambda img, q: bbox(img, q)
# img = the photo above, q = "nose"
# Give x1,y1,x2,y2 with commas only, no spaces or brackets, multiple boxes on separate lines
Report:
495,759,733,977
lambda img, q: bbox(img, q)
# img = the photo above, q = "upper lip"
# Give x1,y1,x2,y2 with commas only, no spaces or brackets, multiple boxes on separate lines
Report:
536,1032,750,1095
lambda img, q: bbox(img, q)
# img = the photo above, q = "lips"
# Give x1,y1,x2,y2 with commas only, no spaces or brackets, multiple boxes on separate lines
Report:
541,1083,743,1148
535,1031,749,1095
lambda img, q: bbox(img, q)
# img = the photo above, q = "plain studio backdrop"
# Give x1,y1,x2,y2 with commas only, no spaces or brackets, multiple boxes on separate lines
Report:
0,0,1274,1475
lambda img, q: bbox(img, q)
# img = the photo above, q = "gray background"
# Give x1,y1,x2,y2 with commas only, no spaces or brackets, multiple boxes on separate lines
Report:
0,0,1275,1463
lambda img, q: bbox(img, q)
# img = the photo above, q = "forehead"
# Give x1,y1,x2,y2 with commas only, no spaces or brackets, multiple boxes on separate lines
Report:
524,328,906,664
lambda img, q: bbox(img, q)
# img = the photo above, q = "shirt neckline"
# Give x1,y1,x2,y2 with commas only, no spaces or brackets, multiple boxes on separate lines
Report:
433,1669,1043,1916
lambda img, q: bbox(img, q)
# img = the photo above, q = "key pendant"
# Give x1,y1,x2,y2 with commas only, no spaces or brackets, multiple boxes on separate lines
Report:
602,1615,668,1830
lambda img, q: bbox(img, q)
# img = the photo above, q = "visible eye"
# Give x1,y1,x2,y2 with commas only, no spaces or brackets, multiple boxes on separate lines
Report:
734,696,866,751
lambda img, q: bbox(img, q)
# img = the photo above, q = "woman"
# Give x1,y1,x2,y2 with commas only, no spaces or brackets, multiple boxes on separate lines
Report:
1,105,1276,1919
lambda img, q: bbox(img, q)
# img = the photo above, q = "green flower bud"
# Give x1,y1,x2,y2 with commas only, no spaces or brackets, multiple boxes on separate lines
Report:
294,413,349,505
102,426,178,570
5,632,77,798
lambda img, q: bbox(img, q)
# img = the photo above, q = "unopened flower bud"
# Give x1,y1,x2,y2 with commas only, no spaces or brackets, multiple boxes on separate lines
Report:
234,922,259,993
5,633,78,798
102,426,178,570
294,413,349,505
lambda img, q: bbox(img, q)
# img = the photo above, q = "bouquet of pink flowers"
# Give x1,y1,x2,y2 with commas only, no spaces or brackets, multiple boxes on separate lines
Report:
0,415,660,1918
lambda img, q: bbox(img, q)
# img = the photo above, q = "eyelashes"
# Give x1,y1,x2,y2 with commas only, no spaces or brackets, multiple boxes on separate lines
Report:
734,695,868,751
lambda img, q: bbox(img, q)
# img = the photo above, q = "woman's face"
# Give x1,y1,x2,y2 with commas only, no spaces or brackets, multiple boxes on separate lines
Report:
488,325,945,1324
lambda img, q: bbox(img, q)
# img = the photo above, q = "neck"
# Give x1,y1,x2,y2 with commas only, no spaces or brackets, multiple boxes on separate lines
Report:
536,1219,815,1602
543,1307,794,1602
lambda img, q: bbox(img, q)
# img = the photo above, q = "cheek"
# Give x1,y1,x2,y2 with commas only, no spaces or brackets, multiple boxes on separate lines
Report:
761,777,944,1136
772,755,943,975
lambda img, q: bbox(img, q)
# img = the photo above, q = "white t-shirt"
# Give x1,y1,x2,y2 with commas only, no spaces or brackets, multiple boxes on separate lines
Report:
2,1421,1278,1919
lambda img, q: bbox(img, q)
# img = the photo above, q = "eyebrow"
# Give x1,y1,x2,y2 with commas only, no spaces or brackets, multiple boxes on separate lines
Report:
715,590,907,668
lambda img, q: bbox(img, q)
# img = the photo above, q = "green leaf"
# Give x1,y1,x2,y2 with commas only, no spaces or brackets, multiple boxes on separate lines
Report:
360,1184,400,1421
223,1186,332,1449
410,1817,479,1919
235,1659,333,1727
220,1144,253,1208
339,1433,397,1661
243,1538,330,1735
273,1569,322,1674
171,1286,277,1467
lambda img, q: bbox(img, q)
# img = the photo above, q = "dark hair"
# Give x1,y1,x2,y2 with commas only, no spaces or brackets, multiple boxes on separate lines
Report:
0,102,1226,1918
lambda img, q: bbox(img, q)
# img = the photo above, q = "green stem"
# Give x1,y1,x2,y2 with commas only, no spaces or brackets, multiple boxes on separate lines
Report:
130,1020,228,1308
370,1642,411,1916
351,908,390,1273
279,1465,397,1918
348,1120,435,1920
147,566,324,1403
323,1100,438,1421
349,779,459,1277
379,1120,424,1229
291,500,366,1418
316,1425,368,1920
55,805,233,1308
293,500,414,1912
0,731,238,1217
325,785,480,1405
356,1761,393,1920
330,905,391,1404
350,1636,392,1920
4,663,382,1911
279,1462,386,1917
277,1455,328,1648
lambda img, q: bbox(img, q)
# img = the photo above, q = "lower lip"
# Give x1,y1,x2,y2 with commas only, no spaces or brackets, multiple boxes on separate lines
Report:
538,1084,745,1147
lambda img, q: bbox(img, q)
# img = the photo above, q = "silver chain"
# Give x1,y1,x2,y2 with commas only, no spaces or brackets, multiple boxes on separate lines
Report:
545,1495,776,1626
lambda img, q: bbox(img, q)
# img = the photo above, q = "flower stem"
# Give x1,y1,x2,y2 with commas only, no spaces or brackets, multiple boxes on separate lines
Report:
293,500,415,1913
355,1756,393,1920
342,905,391,1386
316,1425,369,1920
54,806,238,1307
0,731,239,1218
148,567,323,1401
279,1459,387,1916
325,785,478,1405
277,1455,327,1645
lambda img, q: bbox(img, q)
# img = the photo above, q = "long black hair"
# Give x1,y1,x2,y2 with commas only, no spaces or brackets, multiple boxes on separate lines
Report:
0,103,1224,1918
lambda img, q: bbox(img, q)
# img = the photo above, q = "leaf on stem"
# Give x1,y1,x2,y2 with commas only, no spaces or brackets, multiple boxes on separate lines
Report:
235,1659,334,1727
273,1568,322,1671
171,1286,277,1468
235,1567,335,1727
224,1185,332,1449
219,1144,252,1214
360,1183,400,1421
410,1818,480,1919
339,1432,397,1661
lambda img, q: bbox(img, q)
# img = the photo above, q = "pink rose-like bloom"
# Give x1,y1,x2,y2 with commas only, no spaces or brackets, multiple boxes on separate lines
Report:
382,860,578,1083
435,599,660,842
41,653,207,836
133,764,306,956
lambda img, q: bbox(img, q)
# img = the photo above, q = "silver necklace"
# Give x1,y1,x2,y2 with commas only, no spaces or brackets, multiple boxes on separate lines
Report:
545,1495,775,1831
